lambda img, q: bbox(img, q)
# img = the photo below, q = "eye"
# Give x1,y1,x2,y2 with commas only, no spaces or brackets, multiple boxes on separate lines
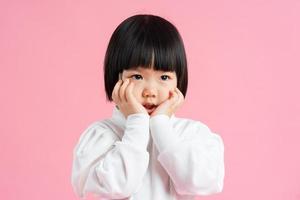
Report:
161,75,170,81
131,74,143,80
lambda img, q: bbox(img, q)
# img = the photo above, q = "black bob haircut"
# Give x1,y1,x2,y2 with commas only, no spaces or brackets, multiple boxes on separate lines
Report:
104,14,188,102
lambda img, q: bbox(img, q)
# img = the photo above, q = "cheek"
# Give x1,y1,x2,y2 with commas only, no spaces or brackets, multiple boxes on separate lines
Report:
158,84,175,102
160,87,170,100
164,81,177,96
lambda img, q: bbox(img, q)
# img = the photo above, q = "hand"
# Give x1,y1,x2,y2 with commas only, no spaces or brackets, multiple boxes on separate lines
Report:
112,78,148,118
150,88,184,118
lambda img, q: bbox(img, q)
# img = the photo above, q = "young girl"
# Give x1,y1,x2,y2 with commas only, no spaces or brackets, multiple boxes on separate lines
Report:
71,14,225,200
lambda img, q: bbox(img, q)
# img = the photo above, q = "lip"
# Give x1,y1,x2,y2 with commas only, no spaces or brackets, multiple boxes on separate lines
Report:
143,103,157,114
144,106,156,114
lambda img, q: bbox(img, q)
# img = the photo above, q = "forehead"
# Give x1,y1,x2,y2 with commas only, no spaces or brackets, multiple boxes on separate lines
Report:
124,67,175,74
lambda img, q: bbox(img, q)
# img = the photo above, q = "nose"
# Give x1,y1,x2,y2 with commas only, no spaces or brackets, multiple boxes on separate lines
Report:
142,86,157,98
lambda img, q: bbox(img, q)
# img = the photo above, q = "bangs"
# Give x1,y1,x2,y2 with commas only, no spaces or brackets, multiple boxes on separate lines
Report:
124,33,178,72
117,15,185,72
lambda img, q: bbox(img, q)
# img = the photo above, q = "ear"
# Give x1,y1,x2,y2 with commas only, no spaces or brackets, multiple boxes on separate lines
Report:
118,72,123,81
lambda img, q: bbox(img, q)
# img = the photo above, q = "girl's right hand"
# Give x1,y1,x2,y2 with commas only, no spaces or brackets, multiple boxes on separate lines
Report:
112,78,148,118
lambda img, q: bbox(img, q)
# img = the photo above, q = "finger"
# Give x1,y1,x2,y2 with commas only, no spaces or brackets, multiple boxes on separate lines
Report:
178,89,185,105
168,89,180,109
119,79,130,102
112,80,122,103
170,89,179,102
175,88,184,101
126,81,137,104
173,88,184,107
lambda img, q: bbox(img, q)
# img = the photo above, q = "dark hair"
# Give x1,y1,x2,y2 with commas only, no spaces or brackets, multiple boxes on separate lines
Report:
104,14,188,101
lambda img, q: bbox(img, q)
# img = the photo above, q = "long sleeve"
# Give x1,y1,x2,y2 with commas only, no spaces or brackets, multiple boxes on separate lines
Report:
149,114,225,196
71,113,151,199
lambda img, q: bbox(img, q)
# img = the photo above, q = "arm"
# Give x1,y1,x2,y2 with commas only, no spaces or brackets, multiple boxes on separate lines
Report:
71,113,150,199
150,115,225,196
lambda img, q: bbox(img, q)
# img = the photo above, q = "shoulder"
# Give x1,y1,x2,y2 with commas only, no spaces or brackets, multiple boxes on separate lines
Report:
173,116,223,140
173,116,211,132
77,120,113,141
74,119,119,157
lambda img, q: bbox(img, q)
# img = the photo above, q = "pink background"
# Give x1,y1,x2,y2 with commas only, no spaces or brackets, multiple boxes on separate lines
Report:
1,0,299,199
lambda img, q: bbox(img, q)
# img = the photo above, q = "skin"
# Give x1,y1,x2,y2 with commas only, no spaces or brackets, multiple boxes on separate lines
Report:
111,66,185,118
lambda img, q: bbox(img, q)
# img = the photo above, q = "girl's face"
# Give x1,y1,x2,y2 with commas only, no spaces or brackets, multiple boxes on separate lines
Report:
121,66,177,113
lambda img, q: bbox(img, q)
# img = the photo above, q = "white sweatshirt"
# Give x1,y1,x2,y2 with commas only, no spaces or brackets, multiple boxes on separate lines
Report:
71,106,225,200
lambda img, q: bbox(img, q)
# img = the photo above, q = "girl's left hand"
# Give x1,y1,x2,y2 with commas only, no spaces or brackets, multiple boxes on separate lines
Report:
150,88,184,118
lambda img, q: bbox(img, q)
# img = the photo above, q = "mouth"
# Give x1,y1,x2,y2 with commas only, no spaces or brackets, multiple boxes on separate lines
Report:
143,103,157,114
